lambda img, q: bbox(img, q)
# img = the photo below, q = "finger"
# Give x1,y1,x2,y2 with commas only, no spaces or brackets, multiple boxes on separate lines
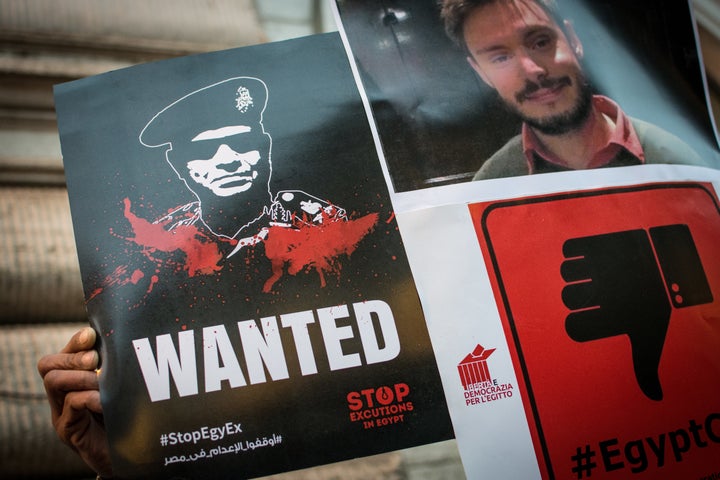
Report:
629,325,668,401
43,369,100,397
38,349,99,377
61,327,97,354
42,369,100,419
561,281,597,310
59,390,112,478
562,236,590,258
560,257,589,283
55,390,102,445
67,389,103,415
565,309,626,342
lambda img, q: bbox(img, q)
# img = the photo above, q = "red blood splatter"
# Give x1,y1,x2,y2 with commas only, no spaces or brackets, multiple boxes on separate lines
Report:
122,198,223,276
87,265,137,302
88,287,103,302
262,213,378,292
88,199,227,306
129,269,144,284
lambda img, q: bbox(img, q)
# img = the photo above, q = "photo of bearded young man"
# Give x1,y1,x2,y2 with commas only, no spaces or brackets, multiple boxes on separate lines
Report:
441,0,706,180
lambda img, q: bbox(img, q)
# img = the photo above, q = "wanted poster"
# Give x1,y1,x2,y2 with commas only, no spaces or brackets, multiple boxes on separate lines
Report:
54,33,452,479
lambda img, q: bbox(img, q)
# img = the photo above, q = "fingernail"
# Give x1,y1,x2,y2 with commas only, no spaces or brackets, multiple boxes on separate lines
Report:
80,327,97,347
79,327,90,344
83,350,98,368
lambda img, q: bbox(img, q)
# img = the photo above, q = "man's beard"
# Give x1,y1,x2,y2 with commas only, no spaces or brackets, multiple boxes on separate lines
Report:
510,74,594,136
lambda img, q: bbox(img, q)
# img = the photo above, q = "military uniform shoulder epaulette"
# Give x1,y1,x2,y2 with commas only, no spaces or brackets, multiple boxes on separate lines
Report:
268,190,347,228
153,201,201,231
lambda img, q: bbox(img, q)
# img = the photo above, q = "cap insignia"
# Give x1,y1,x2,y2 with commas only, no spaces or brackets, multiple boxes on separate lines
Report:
235,86,254,113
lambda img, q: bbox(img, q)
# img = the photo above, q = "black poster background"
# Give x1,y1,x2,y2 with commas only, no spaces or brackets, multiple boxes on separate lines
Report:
55,33,453,479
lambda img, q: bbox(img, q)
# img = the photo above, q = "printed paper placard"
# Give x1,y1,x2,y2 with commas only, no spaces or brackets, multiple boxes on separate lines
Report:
54,33,453,479
469,182,720,479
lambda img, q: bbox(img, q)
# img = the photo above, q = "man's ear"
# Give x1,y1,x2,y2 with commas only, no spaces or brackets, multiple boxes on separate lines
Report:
563,19,583,59
467,56,493,88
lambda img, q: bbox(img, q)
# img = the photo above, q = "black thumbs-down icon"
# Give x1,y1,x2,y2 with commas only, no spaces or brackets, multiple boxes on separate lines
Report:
561,224,713,401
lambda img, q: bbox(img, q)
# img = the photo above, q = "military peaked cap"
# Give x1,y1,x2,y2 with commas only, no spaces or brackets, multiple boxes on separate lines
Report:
139,76,268,148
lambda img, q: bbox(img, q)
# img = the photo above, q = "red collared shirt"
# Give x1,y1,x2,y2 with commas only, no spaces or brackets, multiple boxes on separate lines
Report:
522,95,645,173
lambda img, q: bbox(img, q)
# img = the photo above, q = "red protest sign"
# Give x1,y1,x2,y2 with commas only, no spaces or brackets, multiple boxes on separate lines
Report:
470,183,720,480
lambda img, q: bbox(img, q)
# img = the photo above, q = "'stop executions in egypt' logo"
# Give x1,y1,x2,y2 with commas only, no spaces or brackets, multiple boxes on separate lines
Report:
458,344,514,407
347,383,414,429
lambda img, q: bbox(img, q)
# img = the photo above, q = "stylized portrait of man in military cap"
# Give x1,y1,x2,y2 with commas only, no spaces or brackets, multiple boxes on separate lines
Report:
80,73,379,302
139,76,346,257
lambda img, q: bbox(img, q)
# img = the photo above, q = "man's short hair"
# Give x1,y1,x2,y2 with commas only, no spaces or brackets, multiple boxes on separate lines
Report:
439,0,564,50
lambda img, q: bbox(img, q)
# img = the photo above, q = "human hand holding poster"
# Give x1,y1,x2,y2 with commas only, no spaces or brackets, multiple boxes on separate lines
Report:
334,0,720,479
53,33,453,479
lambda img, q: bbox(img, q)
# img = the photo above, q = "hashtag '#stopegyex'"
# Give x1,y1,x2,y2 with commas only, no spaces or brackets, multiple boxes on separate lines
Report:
160,434,168,446
571,444,597,479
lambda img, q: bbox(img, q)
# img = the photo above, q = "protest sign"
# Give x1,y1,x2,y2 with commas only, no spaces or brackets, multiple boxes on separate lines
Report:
335,0,720,478
55,33,453,479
